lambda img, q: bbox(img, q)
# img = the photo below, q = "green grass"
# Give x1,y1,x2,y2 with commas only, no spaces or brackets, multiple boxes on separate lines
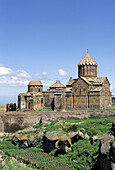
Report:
38,107,60,112
0,110,6,112
38,107,53,112
58,139,100,170
0,141,72,169
2,156,32,170
109,106,115,109
44,117,115,137
1,116,115,170
0,106,5,108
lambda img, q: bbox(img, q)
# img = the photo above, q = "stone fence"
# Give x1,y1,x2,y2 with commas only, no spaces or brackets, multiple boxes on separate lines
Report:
0,112,42,133
0,109,115,133
42,109,115,122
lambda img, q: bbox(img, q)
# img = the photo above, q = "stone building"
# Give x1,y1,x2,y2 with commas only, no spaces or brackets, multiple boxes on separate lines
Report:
6,103,17,112
18,52,112,111
112,96,115,103
18,80,44,110
72,53,112,109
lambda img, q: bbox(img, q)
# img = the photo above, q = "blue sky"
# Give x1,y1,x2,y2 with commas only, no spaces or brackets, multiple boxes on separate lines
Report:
0,0,115,105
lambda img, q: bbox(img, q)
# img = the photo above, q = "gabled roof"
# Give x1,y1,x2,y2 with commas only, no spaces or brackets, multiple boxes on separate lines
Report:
78,53,97,66
93,77,106,85
80,76,92,85
89,86,102,92
50,80,65,88
66,77,75,86
80,76,107,86
28,80,42,86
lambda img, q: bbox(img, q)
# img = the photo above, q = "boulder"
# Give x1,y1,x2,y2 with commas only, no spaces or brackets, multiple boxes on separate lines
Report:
0,154,5,169
58,134,71,152
91,135,102,144
94,133,115,170
43,131,62,152
111,120,115,136
100,134,113,155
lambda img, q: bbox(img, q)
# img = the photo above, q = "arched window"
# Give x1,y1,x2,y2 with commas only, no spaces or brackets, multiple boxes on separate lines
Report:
41,98,43,104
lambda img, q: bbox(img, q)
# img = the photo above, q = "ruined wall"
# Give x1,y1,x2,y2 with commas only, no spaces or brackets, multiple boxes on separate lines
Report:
0,112,42,133
0,109,115,133
42,109,115,123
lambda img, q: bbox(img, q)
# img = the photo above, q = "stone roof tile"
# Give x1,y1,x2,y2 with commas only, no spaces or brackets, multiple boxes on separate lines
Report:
78,53,97,66
28,80,42,86
50,80,65,88
66,77,75,86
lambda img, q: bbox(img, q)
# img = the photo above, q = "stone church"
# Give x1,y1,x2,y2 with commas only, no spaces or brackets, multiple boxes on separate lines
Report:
18,53,112,111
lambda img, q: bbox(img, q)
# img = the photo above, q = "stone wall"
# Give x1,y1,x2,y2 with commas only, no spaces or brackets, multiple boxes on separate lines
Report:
0,109,115,133
42,109,115,123
72,78,89,108
0,112,42,133
88,93,100,108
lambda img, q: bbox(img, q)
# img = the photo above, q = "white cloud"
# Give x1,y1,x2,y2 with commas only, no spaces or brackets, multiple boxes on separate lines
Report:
42,72,48,76
0,65,13,75
0,76,29,86
58,69,67,76
41,80,54,87
34,73,39,77
111,86,115,96
16,70,31,78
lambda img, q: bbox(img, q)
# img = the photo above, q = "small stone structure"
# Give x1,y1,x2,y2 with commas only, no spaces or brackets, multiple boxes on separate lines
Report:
6,103,16,112
18,80,44,111
112,96,115,103
18,52,112,111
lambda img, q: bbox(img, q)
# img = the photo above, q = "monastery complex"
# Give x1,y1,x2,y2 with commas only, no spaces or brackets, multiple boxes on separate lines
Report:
18,53,112,111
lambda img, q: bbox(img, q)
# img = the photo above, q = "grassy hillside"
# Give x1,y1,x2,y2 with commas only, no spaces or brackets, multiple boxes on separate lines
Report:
0,116,114,169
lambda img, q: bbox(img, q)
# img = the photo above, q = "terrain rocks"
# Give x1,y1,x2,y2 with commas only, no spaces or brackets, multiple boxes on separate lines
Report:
43,128,90,153
91,135,102,144
100,134,114,155
94,121,115,170
111,120,115,136
0,154,5,169
12,134,38,148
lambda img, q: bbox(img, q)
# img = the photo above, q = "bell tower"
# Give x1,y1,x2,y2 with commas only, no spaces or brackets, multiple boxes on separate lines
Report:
78,53,97,78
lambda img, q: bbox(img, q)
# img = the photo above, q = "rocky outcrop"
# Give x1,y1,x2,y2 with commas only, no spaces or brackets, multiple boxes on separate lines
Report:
43,128,90,153
94,121,115,170
43,130,71,153
0,112,42,133
12,126,90,154
0,153,5,169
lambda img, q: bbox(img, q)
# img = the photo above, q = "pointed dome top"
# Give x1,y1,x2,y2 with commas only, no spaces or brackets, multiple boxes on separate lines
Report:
50,80,65,89
78,53,97,66
66,77,75,86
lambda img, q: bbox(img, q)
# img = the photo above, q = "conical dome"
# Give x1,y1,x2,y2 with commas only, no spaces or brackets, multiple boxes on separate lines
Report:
50,80,65,89
78,53,97,66
78,53,97,78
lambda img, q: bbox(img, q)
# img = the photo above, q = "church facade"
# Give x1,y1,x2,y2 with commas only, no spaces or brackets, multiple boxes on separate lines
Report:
18,53,112,111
